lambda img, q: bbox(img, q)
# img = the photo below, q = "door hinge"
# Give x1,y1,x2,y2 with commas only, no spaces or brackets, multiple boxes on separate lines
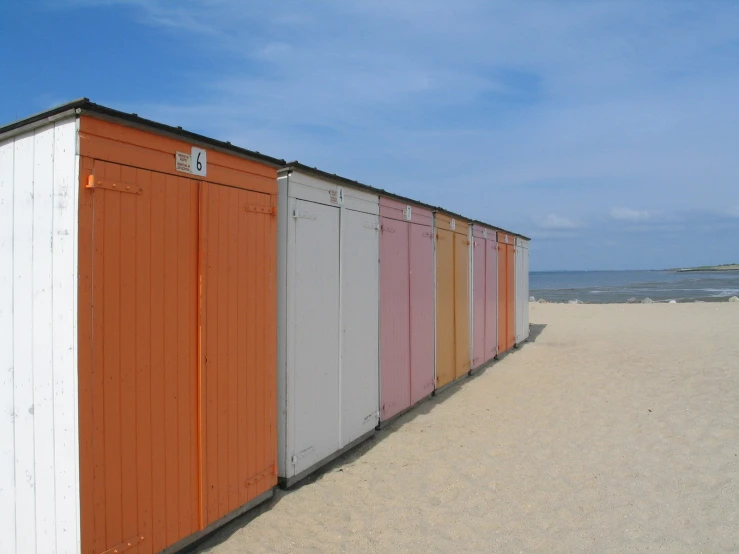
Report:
246,204,276,215
292,446,315,464
86,175,142,195
244,466,274,487
101,534,145,554
293,209,316,220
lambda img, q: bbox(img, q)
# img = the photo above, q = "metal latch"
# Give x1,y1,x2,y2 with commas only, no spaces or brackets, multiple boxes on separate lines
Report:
86,175,142,195
246,204,276,215
363,411,379,423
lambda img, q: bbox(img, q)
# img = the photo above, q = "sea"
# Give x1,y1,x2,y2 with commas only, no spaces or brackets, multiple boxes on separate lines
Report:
530,270,739,304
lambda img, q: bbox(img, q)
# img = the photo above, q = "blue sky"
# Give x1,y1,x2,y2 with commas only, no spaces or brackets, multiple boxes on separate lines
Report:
3,1,739,270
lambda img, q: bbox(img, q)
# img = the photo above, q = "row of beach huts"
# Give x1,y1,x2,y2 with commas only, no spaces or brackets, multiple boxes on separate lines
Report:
0,100,530,554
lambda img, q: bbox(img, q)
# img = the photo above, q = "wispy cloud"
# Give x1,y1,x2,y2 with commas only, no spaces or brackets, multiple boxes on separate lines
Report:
609,207,654,222
535,213,582,230
42,0,739,269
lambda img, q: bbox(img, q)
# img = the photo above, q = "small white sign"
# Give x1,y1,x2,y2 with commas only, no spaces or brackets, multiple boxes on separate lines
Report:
405,206,412,220
176,151,192,173
450,218,456,231
176,147,207,176
191,147,207,176
337,187,344,205
483,229,488,239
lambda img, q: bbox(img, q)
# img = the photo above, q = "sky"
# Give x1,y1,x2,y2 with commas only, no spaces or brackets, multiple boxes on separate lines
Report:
2,1,739,271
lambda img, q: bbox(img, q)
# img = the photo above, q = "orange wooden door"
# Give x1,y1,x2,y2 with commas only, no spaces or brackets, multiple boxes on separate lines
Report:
435,228,455,388
199,183,277,527
453,232,470,379
507,244,516,351
497,242,508,355
79,159,200,554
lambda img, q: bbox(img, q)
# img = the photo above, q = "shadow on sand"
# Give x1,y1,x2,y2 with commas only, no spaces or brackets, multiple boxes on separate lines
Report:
527,323,547,343
184,323,549,553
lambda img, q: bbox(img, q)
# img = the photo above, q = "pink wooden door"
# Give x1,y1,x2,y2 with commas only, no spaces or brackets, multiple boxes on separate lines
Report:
409,221,435,405
379,216,411,421
472,236,486,369
485,238,498,360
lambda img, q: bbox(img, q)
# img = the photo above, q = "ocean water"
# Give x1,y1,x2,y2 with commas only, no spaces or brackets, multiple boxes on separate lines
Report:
530,270,739,303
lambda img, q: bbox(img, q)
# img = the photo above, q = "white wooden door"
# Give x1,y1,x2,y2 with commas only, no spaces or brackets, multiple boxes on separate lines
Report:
523,244,530,340
291,199,341,476
515,243,525,343
340,208,380,447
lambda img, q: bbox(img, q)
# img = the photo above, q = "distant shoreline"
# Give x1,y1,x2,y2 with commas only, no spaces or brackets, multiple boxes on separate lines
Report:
530,268,739,304
675,264,739,272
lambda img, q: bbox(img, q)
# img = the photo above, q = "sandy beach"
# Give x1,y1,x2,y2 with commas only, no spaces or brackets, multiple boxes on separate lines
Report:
194,303,739,553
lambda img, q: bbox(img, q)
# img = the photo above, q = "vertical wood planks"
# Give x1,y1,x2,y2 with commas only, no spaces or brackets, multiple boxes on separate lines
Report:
497,241,508,355
472,235,486,369
434,227,455,389
408,220,435,405
101,160,123,549
200,184,278,526
379,198,435,422
453,232,470,380
514,238,530,345
149,171,167,552
52,120,80,554
31,125,55,554
484,238,498,359
507,243,516,351
289,199,341,478
119,164,138,552
379,217,411,421
340,208,380,445
0,130,16,554
13,129,37,554
0,117,80,554
80,160,200,554
134,167,153,554
5,113,283,554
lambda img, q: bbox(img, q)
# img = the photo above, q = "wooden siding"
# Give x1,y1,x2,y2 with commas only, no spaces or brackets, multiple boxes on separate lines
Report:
0,117,81,554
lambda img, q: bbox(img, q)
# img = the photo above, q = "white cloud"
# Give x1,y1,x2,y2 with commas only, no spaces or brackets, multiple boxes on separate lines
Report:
48,0,739,268
535,213,582,230
609,207,654,222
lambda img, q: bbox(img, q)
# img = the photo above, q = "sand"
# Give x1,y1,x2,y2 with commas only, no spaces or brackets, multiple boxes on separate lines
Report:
194,303,739,553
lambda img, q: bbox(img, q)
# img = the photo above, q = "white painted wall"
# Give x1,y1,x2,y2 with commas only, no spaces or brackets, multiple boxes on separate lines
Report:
524,241,530,340
277,169,379,483
339,206,380,446
515,237,530,344
0,117,80,554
